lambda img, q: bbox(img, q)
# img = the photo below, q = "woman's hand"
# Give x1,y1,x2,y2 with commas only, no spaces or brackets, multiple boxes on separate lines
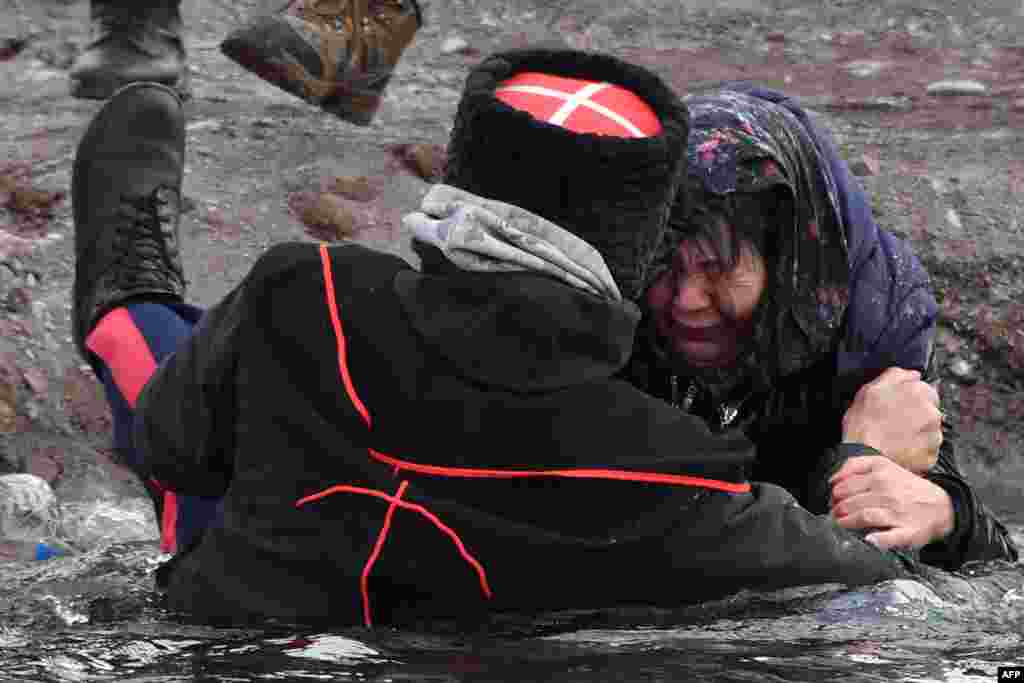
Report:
841,368,943,474
830,455,954,549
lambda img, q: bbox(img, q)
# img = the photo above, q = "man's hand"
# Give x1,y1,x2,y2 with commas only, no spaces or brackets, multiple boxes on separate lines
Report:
841,368,943,473
830,455,954,550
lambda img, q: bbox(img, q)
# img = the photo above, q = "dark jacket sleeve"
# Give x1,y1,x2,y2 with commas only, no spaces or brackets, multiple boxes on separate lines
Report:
133,242,314,497
669,479,913,591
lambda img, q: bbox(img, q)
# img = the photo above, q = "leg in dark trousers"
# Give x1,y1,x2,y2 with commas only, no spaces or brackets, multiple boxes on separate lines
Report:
85,302,221,554
70,0,188,99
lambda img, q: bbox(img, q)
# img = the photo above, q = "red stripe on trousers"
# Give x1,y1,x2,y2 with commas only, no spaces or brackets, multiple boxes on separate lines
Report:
85,307,158,408
85,307,178,553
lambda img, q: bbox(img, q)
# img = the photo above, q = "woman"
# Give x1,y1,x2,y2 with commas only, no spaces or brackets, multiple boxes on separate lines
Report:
625,84,1017,571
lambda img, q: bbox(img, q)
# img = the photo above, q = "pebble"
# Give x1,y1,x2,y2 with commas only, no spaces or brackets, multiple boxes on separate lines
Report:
441,36,470,55
25,272,38,287
327,176,379,202
297,193,357,241
393,143,446,182
950,357,972,379
844,60,889,79
926,80,990,97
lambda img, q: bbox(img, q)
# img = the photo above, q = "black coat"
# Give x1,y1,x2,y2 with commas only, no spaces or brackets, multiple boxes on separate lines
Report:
135,242,908,626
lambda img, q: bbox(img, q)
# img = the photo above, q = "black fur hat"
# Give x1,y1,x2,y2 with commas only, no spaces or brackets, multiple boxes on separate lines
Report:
443,48,690,301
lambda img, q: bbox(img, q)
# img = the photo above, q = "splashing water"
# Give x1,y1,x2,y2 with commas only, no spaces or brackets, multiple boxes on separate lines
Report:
0,522,1021,683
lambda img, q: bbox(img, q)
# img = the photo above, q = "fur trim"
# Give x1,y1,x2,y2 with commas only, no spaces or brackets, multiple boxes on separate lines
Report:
443,48,689,300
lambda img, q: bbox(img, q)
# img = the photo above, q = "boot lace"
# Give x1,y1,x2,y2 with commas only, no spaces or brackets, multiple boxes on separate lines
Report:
112,187,185,289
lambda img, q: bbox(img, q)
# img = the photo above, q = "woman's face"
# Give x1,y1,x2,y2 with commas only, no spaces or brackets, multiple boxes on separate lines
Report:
646,233,767,369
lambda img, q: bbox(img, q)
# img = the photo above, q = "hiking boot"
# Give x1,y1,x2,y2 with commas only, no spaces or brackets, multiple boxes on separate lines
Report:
70,0,188,100
220,0,423,125
71,82,187,361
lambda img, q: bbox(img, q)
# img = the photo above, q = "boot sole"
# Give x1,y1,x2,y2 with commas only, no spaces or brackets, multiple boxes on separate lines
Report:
220,24,384,126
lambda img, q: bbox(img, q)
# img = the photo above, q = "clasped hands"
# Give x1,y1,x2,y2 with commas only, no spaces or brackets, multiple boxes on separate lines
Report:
832,368,953,550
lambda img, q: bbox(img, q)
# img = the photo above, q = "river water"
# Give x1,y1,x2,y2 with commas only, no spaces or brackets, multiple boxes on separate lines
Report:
1,520,1022,683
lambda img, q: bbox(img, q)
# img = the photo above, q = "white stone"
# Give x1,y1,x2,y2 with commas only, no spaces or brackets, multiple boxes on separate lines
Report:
844,60,889,78
926,80,990,96
440,36,470,55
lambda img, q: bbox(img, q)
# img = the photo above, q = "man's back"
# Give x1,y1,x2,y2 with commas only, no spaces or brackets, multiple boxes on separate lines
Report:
137,241,906,626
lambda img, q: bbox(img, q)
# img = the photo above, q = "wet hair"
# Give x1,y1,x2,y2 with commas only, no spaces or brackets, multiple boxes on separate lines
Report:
668,175,791,278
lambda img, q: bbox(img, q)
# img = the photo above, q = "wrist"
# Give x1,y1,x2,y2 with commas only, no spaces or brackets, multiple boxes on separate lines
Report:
841,422,880,453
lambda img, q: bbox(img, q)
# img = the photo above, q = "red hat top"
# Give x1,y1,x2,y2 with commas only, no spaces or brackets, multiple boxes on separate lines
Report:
494,72,662,138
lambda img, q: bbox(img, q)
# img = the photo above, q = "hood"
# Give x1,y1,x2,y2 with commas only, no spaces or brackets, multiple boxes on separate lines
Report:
650,85,852,387
396,186,641,392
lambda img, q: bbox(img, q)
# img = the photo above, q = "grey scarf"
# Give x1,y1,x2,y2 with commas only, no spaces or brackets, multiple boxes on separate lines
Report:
403,184,623,302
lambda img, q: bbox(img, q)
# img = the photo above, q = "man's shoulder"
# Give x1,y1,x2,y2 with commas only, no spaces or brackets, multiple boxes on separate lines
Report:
243,242,413,302
250,241,410,279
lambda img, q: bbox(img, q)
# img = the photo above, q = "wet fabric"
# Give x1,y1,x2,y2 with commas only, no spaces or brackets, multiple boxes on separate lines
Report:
87,302,221,554
650,87,850,387
132,242,909,626
404,184,623,302
624,83,1017,571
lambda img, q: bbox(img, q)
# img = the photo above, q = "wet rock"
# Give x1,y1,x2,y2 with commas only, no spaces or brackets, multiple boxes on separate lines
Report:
0,474,58,543
59,499,158,547
1012,98,1024,112
291,192,357,241
391,143,446,182
765,32,786,43
926,80,990,96
326,176,379,202
441,36,470,55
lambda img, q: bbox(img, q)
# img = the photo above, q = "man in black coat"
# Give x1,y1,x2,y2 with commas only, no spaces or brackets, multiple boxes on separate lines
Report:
71,50,928,627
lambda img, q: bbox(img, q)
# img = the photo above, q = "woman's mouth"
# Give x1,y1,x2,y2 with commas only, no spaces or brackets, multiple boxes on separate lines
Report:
671,323,727,342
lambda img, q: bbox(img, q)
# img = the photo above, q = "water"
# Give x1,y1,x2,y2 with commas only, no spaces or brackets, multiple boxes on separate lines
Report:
1,523,1022,683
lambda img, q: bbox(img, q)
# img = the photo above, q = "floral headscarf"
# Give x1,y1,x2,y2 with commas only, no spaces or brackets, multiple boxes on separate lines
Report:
649,88,851,388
